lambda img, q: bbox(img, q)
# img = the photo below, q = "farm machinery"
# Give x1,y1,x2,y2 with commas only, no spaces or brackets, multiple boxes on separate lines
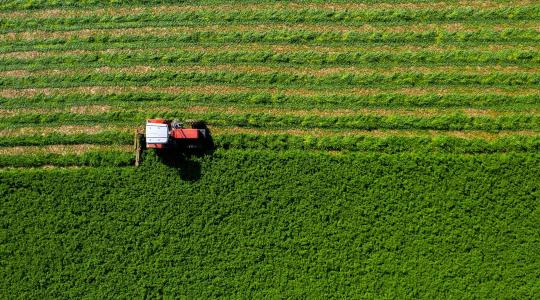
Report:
134,119,210,166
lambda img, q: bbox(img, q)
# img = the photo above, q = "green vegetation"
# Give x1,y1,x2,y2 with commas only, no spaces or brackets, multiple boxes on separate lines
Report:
1,0,539,297
0,0,526,11
4,30,539,54
2,92,539,109
2,49,539,72
3,6,540,32
0,150,132,167
3,70,539,89
2,110,540,131
1,150,539,297
2,132,540,155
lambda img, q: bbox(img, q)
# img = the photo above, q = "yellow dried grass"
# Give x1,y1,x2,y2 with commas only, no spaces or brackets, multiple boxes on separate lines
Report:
0,144,131,155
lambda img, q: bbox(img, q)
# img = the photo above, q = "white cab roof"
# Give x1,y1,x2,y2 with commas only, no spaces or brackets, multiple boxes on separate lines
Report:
146,122,168,144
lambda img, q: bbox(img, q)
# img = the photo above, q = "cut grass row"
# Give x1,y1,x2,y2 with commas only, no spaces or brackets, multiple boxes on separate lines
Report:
2,86,538,99
1,70,538,89
0,150,133,167
0,143,130,154
2,7,539,33
1,131,540,153
6,22,539,43
0,0,527,12
5,65,540,80
1,111,539,131
2,105,534,118
4,43,539,60
3,29,538,53
2,124,539,140
1,2,535,20
1,49,538,72
2,92,538,109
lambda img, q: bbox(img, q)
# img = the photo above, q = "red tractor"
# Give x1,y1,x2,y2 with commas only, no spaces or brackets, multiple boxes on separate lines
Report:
134,119,209,166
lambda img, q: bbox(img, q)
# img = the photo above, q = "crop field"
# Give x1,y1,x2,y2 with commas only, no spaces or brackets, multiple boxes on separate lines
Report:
0,0,539,298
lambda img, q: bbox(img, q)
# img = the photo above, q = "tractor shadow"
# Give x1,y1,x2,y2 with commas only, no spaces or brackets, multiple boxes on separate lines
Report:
155,125,215,181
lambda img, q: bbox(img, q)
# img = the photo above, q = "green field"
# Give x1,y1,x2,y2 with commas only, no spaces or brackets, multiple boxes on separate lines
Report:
1,0,539,297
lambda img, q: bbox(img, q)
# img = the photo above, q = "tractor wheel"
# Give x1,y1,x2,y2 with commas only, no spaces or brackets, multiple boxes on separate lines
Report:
186,119,206,129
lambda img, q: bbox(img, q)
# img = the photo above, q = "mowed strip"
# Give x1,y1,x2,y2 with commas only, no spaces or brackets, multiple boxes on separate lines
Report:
3,43,540,60
212,127,540,140
3,22,539,42
2,85,539,98
2,124,540,141
3,30,537,55
0,144,131,155
3,65,540,79
2,1,532,19
0,104,537,118
2,48,537,73
1,70,538,90
0,124,133,136
3,19,539,36
2,6,538,35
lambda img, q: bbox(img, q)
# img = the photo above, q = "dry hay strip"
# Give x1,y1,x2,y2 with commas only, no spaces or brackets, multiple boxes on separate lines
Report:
1,85,538,99
0,144,131,155
2,21,538,42
0,1,531,19
2,124,539,142
0,124,133,137
0,105,112,116
211,126,540,140
180,105,539,118
2,64,539,79
0,104,537,118
3,43,539,60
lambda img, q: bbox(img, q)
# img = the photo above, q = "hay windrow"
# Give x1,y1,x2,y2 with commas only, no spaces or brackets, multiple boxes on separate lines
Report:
0,1,530,19
0,144,131,155
1,85,538,99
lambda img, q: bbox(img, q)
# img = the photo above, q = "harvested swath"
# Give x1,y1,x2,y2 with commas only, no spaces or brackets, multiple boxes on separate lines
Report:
2,109,540,131
2,49,538,76
2,6,538,35
212,133,540,153
2,70,538,90
181,105,540,118
0,102,537,118
3,30,538,55
3,125,540,141
1,1,529,19
0,144,131,155
0,124,133,136
3,43,540,59
3,21,539,42
2,85,539,99
3,64,539,79
211,127,540,140
0,105,112,116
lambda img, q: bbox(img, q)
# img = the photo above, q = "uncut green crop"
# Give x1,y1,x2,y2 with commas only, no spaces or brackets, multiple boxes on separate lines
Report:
1,150,539,297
